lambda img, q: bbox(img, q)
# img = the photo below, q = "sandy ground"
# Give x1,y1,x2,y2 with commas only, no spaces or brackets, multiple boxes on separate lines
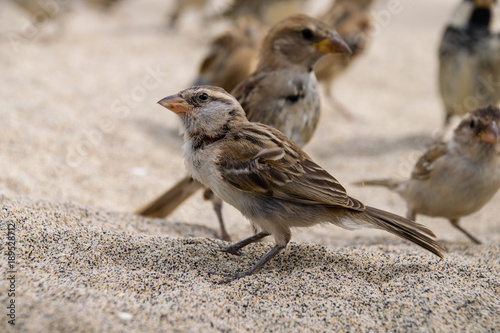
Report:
1,0,499,331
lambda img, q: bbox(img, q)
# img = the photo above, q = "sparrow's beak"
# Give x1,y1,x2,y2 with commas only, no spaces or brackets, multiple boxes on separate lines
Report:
474,0,494,8
158,94,193,114
314,31,352,55
479,121,499,143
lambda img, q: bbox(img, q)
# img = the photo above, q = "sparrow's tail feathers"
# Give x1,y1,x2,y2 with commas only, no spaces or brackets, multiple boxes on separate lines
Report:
365,206,446,259
352,178,401,191
136,176,204,218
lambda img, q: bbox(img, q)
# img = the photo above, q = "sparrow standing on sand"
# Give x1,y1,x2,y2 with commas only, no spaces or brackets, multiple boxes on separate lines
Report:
438,0,500,127
156,86,445,282
355,105,500,244
137,14,352,241
314,0,376,119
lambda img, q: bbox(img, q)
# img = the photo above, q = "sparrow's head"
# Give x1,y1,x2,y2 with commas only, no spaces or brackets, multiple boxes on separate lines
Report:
259,14,352,71
158,86,247,139
453,105,500,157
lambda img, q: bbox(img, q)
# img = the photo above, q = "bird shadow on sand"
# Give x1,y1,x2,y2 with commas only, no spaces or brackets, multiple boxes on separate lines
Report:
200,241,445,285
164,221,220,239
139,216,220,239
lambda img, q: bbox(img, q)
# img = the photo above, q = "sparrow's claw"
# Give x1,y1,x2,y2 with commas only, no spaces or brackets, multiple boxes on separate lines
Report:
218,245,242,256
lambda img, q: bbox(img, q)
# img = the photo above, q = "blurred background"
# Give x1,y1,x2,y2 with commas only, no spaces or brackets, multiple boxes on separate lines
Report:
1,0,499,246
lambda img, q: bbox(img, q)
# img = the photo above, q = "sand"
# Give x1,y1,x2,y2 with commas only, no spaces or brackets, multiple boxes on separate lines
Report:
1,0,499,331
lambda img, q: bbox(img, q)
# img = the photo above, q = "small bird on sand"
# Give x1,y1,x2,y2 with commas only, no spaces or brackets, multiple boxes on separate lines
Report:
137,14,352,241
355,105,500,244
438,0,500,128
156,85,446,282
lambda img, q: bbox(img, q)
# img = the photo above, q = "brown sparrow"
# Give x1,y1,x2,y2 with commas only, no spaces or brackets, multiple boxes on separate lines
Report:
8,0,74,40
84,0,123,10
193,17,263,93
10,0,69,15
156,86,445,282
137,14,352,241
314,0,376,119
222,0,308,26
166,0,208,29
438,0,500,127
355,105,500,244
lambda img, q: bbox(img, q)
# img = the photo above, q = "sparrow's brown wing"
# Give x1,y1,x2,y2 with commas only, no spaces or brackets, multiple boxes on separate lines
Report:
411,143,448,181
218,123,365,211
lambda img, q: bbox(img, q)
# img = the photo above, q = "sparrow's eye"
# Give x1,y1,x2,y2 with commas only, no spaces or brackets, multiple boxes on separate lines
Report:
301,28,314,40
469,119,476,128
198,93,209,101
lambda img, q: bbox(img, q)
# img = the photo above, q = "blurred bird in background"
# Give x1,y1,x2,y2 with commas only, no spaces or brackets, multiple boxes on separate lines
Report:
8,0,124,41
193,17,263,93
7,0,75,40
355,105,500,244
314,0,377,119
84,0,123,11
222,0,308,25
166,0,213,29
438,0,500,129
167,0,307,29
10,0,122,15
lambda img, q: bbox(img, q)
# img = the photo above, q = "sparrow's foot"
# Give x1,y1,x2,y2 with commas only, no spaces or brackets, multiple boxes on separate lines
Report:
218,244,242,256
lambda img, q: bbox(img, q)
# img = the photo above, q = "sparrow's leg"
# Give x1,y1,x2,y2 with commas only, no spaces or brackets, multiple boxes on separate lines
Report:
241,245,285,276
450,218,481,244
323,85,354,121
406,208,417,221
211,195,231,242
220,231,270,255
166,4,181,28
203,189,231,241
220,245,285,283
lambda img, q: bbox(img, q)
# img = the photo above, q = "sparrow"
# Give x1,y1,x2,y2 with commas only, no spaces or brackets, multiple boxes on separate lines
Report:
84,0,123,11
355,105,500,244
10,0,120,15
314,0,376,119
193,17,263,93
157,86,446,282
137,14,352,241
8,0,74,37
438,0,500,127
10,0,46,15
222,0,308,26
166,0,208,29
